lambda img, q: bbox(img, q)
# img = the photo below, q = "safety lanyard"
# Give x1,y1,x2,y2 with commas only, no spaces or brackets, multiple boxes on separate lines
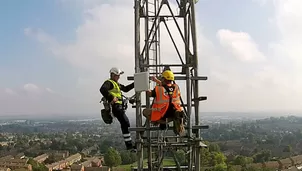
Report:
164,84,174,103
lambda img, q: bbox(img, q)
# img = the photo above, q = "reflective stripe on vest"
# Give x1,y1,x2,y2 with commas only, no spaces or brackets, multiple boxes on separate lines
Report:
150,84,182,121
172,85,181,103
152,86,169,105
107,79,122,104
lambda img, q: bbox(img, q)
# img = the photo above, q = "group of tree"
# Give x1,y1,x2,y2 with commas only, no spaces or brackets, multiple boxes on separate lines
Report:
103,147,137,169
102,141,274,170
1,115,302,170
202,116,302,143
102,142,228,170
27,158,49,171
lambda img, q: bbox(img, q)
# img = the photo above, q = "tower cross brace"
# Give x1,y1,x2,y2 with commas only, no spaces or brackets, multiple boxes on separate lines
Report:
129,0,209,170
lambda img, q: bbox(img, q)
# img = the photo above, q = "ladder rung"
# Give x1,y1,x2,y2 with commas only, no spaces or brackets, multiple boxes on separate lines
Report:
132,103,194,108
142,135,189,139
129,125,209,132
127,75,208,81
144,143,188,147
149,71,183,75
141,15,182,18
146,141,185,145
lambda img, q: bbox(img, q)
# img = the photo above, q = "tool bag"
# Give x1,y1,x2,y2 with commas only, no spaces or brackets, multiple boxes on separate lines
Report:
100,97,113,124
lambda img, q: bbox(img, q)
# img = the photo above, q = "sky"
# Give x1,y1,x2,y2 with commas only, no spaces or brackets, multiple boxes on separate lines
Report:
0,0,302,117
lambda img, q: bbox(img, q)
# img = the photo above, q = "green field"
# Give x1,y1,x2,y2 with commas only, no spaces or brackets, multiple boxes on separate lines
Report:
115,158,176,171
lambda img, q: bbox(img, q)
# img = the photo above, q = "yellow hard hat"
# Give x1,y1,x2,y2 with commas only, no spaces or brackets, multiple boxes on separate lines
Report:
162,70,174,81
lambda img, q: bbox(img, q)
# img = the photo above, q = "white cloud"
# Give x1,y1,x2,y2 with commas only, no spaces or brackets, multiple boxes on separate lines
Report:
24,1,215,112
24,83,41,94
271,0,302,71
25,2,135,76
216,29,266,62
252,0,268,6
24,28,61,56
24,28,55,44
46,88,55,94
272,0,302,109
201,0,302,113
5,88,17,96
0,84,71,115
19,0,302,114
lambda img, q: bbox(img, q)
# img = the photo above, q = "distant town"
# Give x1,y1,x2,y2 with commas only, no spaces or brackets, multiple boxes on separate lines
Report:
1,113,302,171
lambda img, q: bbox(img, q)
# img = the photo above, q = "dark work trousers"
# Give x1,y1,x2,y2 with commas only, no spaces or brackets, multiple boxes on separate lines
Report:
111,103,133,149
159,104,175,130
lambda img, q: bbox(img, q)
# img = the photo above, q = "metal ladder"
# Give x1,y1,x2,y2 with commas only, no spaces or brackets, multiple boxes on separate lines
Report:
146,0,161,77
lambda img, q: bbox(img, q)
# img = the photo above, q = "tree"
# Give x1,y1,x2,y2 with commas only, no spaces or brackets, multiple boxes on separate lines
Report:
233,155,253,167
213,163,227,171
226,165,237,171
129,151,137,163
209,143,221,152
27,158,48,171
99,140,112,153
218,142,228,151
120,150,137,165
253,150,272,163
43,154,56,164
175,150,186,165
247,133,255,143
104,147,122,169
283,145,292,153
209,152,227,166
201,147,211,166
120,151,131,165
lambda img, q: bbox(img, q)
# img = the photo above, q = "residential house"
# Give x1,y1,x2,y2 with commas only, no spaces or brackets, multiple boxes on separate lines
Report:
263,161,279,169
46,161,67,171
81,145,98,156
15,153,25,159
0,168,11,171
84,167,110,171
80,157,103,168
291,155,302,166
281,166,299,171
70,164,84,171
47,153,82,171
279,158,293,169
0,156,14,161
0,163,32,171
91,157,103,167
33,154,49,163
65,153,82,166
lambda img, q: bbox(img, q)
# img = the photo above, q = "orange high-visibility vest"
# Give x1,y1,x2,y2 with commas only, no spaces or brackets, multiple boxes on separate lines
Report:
150,84,183,122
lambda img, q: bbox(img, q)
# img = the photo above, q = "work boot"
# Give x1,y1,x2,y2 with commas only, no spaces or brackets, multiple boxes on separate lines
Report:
172,110,185,135
173,118,185,135
143,108,152,120
159,123,168,130
128,144,137,153
128,145,137,153
175,110,185,118
125,141,136,152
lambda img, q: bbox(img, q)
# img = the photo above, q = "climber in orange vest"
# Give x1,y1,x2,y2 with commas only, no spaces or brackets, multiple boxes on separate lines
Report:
144,70,185,135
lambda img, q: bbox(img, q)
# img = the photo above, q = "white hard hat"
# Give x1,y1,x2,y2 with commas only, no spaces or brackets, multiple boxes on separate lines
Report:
109,67,124,75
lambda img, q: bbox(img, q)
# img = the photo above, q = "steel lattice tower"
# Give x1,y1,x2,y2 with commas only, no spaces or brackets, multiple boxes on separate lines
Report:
128,0,209,170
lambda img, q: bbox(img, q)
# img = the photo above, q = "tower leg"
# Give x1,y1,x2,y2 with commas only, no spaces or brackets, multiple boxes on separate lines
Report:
130,0,209,170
